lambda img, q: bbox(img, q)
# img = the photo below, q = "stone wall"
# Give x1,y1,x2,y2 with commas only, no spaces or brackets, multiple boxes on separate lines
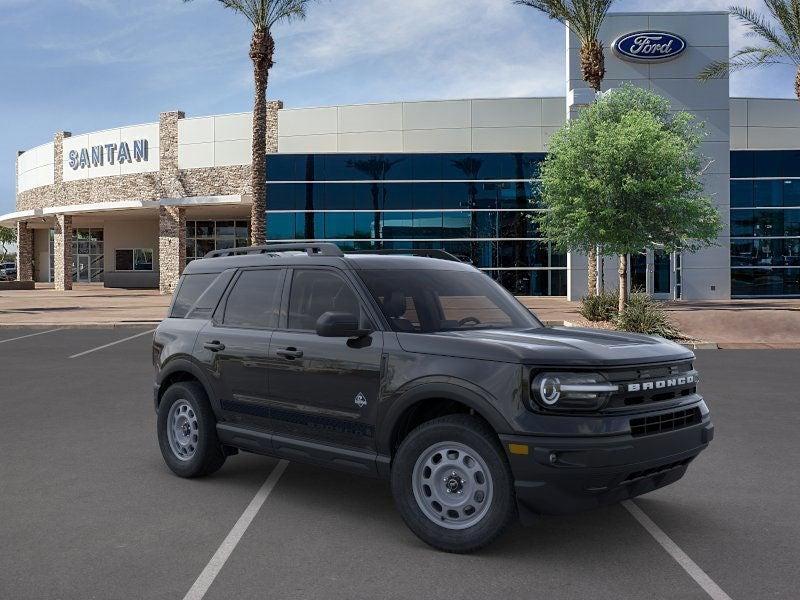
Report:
16,222,33,281
181,165,251,197
158,206,185,295
53,214,73,291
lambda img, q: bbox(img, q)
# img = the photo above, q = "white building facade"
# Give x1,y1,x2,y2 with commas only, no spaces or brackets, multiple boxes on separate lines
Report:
3,11,799,299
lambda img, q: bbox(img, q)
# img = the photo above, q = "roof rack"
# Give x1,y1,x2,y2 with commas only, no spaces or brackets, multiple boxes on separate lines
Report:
345,249,462,262
204,242,344,259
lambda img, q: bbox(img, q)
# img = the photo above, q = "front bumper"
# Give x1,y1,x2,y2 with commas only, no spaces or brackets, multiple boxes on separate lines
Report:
500,408,713,518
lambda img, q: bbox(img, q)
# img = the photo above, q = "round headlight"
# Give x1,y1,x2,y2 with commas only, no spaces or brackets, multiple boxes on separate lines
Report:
538,376,561,405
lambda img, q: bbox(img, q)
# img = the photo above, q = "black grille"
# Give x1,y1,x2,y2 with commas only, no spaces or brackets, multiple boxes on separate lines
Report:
604,362,698,409
629,407,701,437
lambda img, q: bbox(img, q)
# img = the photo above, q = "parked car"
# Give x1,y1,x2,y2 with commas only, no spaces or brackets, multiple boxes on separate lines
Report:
0,262,15,281
152,243,713,553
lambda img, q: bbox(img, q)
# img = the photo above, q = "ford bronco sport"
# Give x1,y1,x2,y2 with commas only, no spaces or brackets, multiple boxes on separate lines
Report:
153,243,713,553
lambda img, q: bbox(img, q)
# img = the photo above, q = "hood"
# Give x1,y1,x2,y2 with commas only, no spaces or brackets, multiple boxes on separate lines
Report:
396,326,693,367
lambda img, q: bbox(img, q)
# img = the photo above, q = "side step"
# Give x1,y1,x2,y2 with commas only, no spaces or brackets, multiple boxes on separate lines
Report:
216,423,383,478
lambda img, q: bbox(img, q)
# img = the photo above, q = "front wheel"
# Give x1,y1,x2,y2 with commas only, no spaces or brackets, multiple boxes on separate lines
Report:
391,414,517,553
157,381,226,478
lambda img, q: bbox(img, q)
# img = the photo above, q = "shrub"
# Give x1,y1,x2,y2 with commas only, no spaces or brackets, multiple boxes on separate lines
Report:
579,290,619,322
615,293,683,339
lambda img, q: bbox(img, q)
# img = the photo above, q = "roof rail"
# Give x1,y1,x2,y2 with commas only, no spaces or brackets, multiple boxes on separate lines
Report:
345,249,462,262
204,242,344,259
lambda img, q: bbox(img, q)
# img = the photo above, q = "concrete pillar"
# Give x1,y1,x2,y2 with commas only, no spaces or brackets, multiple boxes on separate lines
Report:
16,221,33,282
53,214,73,291
159,205,185,295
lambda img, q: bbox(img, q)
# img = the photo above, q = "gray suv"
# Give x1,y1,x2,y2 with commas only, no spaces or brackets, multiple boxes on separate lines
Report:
153,243,713,552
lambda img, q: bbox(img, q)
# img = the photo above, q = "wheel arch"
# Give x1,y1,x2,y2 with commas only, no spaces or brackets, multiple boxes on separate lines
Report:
378,381,511,461
157,357,216,413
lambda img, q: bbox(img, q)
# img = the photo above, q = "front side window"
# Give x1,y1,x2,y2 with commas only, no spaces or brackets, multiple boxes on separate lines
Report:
287,269,366,331
223,269,284,329
358,269,542,333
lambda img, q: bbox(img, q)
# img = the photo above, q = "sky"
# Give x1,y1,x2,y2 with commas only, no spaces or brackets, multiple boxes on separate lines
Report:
0,0,797,215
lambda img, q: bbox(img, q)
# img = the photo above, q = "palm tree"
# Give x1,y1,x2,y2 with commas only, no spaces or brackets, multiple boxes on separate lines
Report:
515,0,616,295
184,0,314,245
348,157,405,247
699,3,800,101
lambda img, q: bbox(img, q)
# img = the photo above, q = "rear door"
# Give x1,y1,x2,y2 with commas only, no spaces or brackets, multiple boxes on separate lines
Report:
266,267,384,451
197,267,285,427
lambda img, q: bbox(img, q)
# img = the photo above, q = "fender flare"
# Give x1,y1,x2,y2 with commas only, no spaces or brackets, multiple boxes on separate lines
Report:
157,356,220,415
376,379,512,456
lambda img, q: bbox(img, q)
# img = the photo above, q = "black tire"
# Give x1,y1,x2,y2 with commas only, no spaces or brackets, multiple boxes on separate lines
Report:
390,414,517,553
157,381,226,478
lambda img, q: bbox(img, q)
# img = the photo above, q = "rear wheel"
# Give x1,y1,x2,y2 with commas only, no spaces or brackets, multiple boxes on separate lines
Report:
391,414,516,553
157,381,225,478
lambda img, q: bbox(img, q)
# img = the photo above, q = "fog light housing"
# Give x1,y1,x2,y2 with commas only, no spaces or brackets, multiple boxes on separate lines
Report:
531,372,618,411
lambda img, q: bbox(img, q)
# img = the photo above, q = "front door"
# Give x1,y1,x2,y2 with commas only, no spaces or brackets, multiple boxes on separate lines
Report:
652,249,672,299
77,255,90,282
627,250,674,299
630,252,647,293
267,267,383,451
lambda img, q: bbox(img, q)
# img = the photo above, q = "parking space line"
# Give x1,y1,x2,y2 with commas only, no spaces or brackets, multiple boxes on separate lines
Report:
68,329,156,359
0,329,63,345
183,460,289,600
623,500,733,600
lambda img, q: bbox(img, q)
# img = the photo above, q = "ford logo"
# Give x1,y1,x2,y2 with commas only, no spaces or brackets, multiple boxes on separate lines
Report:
613,31,687,62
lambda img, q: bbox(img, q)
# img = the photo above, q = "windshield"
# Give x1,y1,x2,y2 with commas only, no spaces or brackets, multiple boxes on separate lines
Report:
357,269,542,333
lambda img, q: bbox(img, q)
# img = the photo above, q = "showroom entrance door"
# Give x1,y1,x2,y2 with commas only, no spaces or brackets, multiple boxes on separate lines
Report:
627,249,674,300
76,256,90,282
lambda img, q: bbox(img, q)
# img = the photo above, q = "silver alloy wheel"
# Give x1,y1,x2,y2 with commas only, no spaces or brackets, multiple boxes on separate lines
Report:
411,441,494,530
167,399,199,461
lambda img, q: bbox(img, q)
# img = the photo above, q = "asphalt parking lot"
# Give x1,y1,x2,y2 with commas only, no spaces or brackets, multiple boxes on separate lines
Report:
1,327,798,600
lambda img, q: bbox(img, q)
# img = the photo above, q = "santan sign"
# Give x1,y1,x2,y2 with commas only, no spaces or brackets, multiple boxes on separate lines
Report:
68,139,149,170
613,31,687,62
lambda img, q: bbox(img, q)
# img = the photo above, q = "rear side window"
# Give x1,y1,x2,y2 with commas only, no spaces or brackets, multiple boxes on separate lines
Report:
171,273,219,318
223,269,284,329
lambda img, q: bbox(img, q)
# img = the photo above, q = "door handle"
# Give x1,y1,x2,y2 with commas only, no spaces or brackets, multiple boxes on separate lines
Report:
203,340,226,352
276,347,303,359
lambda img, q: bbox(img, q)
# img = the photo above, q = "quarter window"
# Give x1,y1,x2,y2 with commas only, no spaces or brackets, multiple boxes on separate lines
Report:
223,269,283,329
172,273,219,318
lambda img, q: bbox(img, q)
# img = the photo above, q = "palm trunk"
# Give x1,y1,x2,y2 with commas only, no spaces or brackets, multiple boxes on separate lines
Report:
796,67,800,102
581,39,604,296
249,29,274,246
618,254,628,314
580,40,605,93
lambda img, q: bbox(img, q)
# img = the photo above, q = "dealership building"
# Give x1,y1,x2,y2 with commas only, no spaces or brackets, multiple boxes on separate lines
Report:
3,10,800,299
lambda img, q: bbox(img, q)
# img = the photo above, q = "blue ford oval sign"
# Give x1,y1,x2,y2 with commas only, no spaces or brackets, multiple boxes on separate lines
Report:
613,31,687,62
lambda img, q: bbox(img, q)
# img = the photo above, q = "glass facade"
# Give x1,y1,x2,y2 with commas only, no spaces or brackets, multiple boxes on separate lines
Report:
731,151,800,297
186,220,251,265
265,153,567,296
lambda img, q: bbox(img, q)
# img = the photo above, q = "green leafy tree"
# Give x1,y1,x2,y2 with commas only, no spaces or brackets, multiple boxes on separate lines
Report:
535,85,722,312
514,0,616,294
183,0,315,245
0,226,15,263
699,2,800,100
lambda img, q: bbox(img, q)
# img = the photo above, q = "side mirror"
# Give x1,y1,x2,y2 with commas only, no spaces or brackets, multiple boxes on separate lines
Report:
315,312,371,338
